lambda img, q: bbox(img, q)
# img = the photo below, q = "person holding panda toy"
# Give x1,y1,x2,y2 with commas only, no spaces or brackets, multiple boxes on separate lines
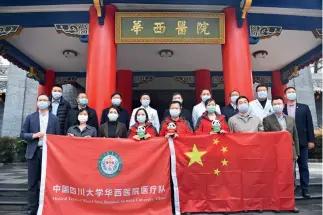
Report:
195,98,229,135
128,108,158,140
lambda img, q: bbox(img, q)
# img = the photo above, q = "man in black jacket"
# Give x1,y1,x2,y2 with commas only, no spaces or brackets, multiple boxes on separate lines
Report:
283,87,315,198
48,84,71,134
101,92,130,128
64,92,99,133
221,90,240,122
163,92,193,128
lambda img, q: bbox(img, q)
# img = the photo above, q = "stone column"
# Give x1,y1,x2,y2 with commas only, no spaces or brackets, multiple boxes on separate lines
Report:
288,67,318,128
1,65,27,137
22,78,38,120
62,84,79,107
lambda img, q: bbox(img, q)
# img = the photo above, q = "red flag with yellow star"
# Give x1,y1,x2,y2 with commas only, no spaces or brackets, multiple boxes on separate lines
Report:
174,132,295,213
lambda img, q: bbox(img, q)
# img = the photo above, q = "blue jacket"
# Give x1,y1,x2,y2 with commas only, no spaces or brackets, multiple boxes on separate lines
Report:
20,112,60,159
283,103,315,147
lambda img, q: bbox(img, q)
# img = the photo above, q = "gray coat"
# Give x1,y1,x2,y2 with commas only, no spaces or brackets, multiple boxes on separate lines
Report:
263,114,300,159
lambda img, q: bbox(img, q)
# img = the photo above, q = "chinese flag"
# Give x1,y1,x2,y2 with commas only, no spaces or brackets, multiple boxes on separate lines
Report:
39,135,172,215
174,132,295,213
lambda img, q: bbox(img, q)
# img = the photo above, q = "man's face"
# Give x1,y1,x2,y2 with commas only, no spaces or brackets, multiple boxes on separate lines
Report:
200,90,211,98
140,95,150,102
272,99,283,106
78,93,87,100
173,94,183,102
285,88,296,95
230,91,240,97
112,94,122,101
38,95,50,105
257,87,267,93
237,98,248,106
52,86,62,93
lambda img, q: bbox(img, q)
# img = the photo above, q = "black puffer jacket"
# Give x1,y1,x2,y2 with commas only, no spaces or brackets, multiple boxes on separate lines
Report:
49,96,71,134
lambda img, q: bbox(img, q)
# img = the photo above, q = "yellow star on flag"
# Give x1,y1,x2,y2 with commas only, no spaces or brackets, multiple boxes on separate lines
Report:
221,159,228,166
213,138,220,145
221,146,228,153
185,144,207,167
214,168,220,175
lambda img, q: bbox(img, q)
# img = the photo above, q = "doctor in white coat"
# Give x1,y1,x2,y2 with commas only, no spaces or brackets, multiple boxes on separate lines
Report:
192,88,221,128
130,93,160,131
249,84,273,121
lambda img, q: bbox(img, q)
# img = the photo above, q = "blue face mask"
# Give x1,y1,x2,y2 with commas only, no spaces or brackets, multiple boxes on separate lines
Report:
79,98,88,106
38,101,49,110
257,91,268,99
273,105,284,114
230,96,239,104
170,109,180,117
108,113,118,122
112,98,121,106
141,99,150,107
286,92,297,101
201,95,211,102
207,106,217,113
238,103,249,113
137,115,146,123
52,92,62,99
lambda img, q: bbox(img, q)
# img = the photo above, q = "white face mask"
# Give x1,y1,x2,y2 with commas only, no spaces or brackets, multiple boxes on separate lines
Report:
78,115,88,123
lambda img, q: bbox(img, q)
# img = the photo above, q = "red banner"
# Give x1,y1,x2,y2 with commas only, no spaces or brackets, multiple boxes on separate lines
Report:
174,132,295,213
38,135,172,215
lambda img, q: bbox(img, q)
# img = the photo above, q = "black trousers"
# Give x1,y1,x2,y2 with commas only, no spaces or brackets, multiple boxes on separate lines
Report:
27,147,42,214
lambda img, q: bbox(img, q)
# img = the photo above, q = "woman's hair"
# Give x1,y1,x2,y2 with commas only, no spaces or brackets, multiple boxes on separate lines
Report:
77,108,89,125
169,101,182,108
134,108,149,123
107,106,120,114
204,98,215,106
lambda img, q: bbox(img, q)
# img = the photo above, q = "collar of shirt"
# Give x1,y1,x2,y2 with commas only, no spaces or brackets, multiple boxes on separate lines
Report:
230,103,236,109
74,125,91,131
238,113,251,119
52,98,61,104
275,113,285,120
140,106,150,110
39,110,49,117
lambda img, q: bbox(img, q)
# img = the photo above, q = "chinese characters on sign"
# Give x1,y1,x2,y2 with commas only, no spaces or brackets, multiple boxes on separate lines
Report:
116,12,225,44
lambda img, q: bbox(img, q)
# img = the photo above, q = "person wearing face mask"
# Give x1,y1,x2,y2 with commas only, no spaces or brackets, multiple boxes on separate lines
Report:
159,101,194,138
228,96,263,133
48,84,71,134
101,92,130,128
283,87,315,198
130,93,160,131
64,93,98,134
128,108,158,140
67,108,97,137
221,90,240,122
249,84,273,121
192,89,221,128
20,94,60,215
99,106,127,138
163,92,193,128
195,98,229,135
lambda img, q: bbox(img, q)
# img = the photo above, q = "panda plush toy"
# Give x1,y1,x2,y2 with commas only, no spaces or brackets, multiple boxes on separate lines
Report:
136,126,146,139
211,119,221,133
167,122,177,135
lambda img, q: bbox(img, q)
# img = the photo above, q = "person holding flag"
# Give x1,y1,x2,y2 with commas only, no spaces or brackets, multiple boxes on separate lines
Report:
67,108,97,137
195,98,229,135
159,101,194,138
99,106,127,138
128,108,158,140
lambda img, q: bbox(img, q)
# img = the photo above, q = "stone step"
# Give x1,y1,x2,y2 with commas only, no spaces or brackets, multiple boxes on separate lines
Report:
0,188,27,197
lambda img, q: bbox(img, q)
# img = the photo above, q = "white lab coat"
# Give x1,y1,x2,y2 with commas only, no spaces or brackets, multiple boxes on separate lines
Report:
130,106,160,132
249,99,273,121
192,102,221,128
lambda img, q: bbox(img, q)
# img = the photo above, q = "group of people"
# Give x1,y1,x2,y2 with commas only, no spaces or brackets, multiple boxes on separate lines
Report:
21,84,315,215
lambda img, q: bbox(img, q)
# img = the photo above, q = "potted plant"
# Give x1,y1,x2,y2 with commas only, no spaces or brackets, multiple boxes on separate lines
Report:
309,128,322,161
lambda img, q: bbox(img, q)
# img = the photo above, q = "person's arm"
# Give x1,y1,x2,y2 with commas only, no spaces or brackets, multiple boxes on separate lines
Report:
124,110,130,129
216,104,221,114
194,117,204,135
92,110,99,131
20,115,33,141
100,109,106,125
258,118,264,132
153,110,160,132
228,118,234,133
122,125,128,138
184,109,194,129
192,106,197,129
262,117,271,132
305,105,315,142
220,117,230,133
127,127,136,138
150,126,158,137
292,121,300,156
185,120,195,136
64,111,70,134
55,117,61,135
129,109,136,128
99,125,105,137
159,121,167,137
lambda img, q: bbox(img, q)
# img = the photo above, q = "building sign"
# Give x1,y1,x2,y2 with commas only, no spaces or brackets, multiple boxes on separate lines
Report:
115,12,225,44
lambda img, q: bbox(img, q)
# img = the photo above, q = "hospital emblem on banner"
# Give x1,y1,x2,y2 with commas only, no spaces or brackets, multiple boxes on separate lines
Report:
98,152,123,178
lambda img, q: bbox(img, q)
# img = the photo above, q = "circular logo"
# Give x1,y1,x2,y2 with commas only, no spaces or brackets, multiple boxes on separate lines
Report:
98,152,122,178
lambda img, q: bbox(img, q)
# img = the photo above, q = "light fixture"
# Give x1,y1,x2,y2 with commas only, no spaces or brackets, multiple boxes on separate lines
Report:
159,49,174,58
253,50,268,59
62,49,78,58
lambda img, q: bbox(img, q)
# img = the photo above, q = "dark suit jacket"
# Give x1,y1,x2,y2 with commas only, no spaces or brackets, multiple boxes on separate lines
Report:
163,108,193,128
20,112,60,159
48,96,71,134
99,121,127,138
263,114,300,159
283,103,315,147
101,106,130,129
222,104,239,122
64,106,99,133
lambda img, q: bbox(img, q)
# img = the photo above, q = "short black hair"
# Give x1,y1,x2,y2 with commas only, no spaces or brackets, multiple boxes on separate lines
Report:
107,106,120,115
229,90,240,96
255,84,268,92
37,94,49,100
284,87,296,94
77,108,89,125
236,96,249,105
169,101,182,108
200,88,211,95
172,92,182,98
52,84,63,90
204,98,215,106
111,92,122,99
272,96,284,104
140,93,150,99
134,108,149,123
